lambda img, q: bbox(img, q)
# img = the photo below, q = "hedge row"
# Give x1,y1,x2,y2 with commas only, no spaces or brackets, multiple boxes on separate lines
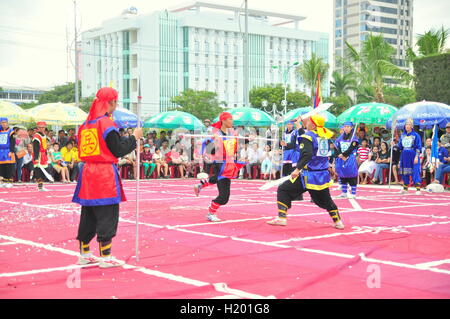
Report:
413,53,450,104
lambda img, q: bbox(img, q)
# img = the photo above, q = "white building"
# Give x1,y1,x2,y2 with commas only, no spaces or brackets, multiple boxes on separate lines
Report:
81,2,329,118
333,0,413,79
0,86,49,105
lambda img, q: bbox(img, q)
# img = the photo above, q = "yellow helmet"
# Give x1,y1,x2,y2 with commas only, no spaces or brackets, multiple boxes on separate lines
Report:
310,114,334,139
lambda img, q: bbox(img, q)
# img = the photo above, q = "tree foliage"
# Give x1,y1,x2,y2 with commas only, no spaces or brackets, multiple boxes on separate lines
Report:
249,84,310,113
295,53,329,104
170,89,223,121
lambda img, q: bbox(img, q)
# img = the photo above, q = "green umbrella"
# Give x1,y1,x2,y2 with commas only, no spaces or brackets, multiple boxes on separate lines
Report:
143,111,204,130
337,102,397,125
214,107,275,127
283,107,339,128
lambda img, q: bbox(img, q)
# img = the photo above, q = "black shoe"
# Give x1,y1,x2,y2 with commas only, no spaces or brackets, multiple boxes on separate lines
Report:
293,194,304,201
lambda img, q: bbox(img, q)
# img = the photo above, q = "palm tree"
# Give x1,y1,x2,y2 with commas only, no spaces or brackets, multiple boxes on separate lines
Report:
407,26,449,60
341,34,413,103
295,53,329,105
330,71,357,97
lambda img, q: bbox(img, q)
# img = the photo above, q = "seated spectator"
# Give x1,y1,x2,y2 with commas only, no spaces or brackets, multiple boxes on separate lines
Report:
160,140,171,157
141,144,156,178
270,149,282,179
193,140,204,173
118,150,136,179
357,139,370,166
61,141,78,182
180,149,193,178
152,147,169,178
421,147,434,186
50,143,70,183
247,143,261,179
359,145,378,184
371,136,381,149
372,142,390,184
433,141,450,185
239,142,250,179
167,146,183,178
21,143,34,181
260,145,273,180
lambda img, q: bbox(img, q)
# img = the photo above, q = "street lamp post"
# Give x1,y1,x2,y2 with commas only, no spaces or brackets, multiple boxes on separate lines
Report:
272,61,299,116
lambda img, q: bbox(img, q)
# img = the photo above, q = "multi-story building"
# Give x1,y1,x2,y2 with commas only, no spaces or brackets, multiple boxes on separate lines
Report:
81,2,329,118
333,0,413,78
0,86,49,105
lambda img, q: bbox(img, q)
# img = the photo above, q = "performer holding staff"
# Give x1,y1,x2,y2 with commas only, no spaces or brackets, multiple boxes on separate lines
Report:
72,87,143,268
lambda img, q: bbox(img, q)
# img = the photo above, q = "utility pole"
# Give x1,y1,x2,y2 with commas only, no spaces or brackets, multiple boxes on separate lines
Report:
74,0,80,108
243,0,249,107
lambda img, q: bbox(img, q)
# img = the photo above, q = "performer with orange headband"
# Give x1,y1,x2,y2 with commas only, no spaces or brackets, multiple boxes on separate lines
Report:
193,112,246,222
72,87,143,268
267,114,344,229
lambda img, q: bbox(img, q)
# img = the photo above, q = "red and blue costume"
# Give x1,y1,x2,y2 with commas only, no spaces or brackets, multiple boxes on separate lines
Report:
196,112,246,220
73,87,137,262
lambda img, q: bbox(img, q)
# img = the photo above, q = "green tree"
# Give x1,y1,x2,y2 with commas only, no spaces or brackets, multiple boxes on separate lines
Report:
249,84,310,112
324,95,353,116
170,89,223,121
295,53,329,105
330,71,357,98
37,81,81,104
383,87,416,107
407,26,449,60
342,34,413,103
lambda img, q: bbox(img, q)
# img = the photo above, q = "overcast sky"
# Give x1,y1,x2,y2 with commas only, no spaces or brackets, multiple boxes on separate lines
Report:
0,0,449,88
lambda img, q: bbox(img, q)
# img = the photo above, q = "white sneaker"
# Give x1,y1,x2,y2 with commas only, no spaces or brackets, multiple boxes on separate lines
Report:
415,190,421,195
400,189,408,194
347,193,356,199
0,183,4,188
267,218,287,226
99,257,125,269
334,221,345,230
336,193,348,198
38,187,50,192
4,183,12,189
77,254,100,265
206,213,221,222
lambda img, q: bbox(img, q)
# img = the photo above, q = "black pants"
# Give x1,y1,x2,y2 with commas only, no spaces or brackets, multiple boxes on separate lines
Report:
208,163,231,205
340,177,357,186
33,166,51,182
76,204,119,243
282,163,295,177
277,175,338,212
0,163,14,180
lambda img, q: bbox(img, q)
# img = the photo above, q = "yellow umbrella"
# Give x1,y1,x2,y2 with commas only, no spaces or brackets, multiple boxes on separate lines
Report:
0,100,34,124
27,102,87,125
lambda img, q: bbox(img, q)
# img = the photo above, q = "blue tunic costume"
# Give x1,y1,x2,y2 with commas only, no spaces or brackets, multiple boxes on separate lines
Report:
283,128,300,165
335,131,359,179
398,129,422,185
299,130,333,191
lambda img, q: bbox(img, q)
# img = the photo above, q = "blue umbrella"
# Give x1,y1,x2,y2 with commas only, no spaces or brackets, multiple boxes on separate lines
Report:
112,108,141,128
386,101,450,129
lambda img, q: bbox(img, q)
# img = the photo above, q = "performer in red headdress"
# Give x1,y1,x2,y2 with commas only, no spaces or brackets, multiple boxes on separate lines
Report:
32,121,51,191
72,87,143,268
193,112,246,222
